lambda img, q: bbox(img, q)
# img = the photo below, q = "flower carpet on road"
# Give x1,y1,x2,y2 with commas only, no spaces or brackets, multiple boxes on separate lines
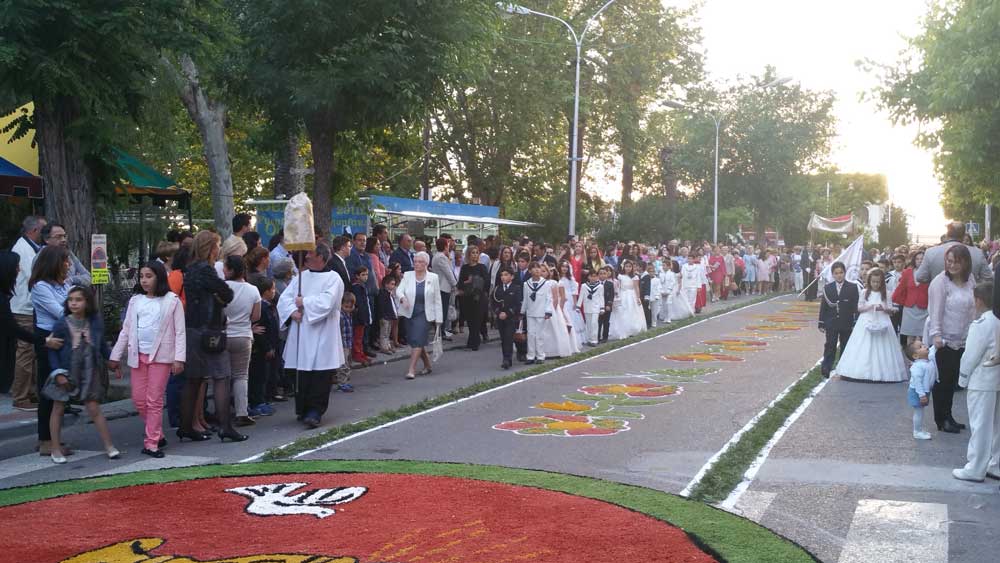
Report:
0,460,818,563
663,352,746,362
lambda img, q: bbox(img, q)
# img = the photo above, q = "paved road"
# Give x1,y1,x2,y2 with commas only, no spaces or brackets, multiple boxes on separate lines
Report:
300,295,824,497
0,293,764,491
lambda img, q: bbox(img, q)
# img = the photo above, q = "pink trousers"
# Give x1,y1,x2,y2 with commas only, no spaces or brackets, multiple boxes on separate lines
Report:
132,353,171,451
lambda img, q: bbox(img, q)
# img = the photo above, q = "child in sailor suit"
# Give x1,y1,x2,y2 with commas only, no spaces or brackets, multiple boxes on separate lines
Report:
578,270,605,346
520,263,554,362
659,260,676,324
648,264,663,328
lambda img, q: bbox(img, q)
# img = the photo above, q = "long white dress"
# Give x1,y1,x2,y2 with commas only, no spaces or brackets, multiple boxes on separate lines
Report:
680,263,701,310
834,291,908,382
560,277,587,344
609,275,647,340
667,272,695,321
543,280,580,357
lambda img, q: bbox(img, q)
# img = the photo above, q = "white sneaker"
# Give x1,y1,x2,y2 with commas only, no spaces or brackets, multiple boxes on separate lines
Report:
913,431,932,440
952,468,985,482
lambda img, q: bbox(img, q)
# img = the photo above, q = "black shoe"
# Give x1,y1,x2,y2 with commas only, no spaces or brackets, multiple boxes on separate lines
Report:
947,417,967,430
141,448,165,458
535,359,544,365
501,360,511,370
157,437,167,449
303,417,320,429
365,349,377,358
937,420,962,433
218,429,249,442
517,355,528,363
176,429,210,442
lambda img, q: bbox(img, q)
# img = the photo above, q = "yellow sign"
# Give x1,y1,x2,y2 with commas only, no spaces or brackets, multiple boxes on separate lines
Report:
92,269,110,285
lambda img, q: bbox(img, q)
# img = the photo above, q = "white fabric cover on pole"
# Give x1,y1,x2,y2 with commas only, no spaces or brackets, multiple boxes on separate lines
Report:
821,235,866,284
808,212,854,234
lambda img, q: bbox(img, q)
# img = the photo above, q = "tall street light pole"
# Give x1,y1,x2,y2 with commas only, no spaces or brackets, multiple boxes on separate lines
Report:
664,76,791,245
497,1,618,238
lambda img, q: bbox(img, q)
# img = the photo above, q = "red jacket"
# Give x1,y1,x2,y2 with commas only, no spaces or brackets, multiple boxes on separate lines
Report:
892,267,928,309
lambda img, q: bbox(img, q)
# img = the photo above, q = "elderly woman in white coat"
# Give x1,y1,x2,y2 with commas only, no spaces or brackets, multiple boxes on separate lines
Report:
396,251,442,379
953,282,1000,482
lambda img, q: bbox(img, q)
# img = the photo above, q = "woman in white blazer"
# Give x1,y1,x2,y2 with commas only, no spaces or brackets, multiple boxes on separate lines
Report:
396,251,442,379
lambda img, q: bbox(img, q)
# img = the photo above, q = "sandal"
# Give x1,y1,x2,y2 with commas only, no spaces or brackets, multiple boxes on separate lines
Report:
418,367,433,376
405,372,416,380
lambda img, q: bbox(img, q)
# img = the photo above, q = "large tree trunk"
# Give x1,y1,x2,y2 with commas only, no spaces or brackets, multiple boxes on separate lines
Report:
304,113,336,240
34,97,97,268
162,54,234,238
620,125,635,207
659,146,678,233
273,130,305,198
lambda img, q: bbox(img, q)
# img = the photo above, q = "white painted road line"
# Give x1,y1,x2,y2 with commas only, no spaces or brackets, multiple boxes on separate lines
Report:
679,356,822,498
720,368,829,510
289,295,788,460
838,499,948,563
0,450,103,481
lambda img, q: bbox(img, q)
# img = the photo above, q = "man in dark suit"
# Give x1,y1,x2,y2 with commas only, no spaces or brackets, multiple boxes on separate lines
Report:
600,266,615,343
819,261,859,377
327,235,352,288
389,233,414,273
491,268,522,369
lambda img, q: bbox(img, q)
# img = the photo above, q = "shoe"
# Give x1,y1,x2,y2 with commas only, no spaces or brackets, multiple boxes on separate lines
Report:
218,429,249,442
517,355,528,363
952,468,985,482
38,442,74,456
442,335,453,342
141,448,165,459
535,359,544,365
365,349,377,358
176,429,210,442
256,403,275,416
158,437,168,449
947,417,967,430
937,420,961,433
913,431,932,440
501,360,511,370
303,417,320,429
235,416,256,427
338,383,355,393
51,452,67,464
418,367,433,376
271,394,289,402
106,447,121,460
405,373,416,380
247,406,262,417
986,470,1000,481
12,402,38,411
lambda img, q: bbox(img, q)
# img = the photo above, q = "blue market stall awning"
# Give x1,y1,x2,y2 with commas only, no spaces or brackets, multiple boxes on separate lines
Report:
368,194,538,227
0,156,44,199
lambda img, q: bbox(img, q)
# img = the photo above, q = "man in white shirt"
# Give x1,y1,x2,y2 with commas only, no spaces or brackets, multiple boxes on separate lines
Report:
10,215,45,410
278,243,344,429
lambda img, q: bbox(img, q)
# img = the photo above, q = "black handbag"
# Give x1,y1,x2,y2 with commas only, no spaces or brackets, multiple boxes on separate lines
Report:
200,296,228,353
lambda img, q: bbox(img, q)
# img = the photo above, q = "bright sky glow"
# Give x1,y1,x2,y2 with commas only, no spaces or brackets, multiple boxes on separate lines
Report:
590,0,951,240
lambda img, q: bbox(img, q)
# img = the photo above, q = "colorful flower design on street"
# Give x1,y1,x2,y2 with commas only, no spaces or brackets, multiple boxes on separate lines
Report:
663,352,745,362
536,400,592,412
493,415,629,436
744,324,802,332
702,338,769,352
578,383,680,398
582,367,719,383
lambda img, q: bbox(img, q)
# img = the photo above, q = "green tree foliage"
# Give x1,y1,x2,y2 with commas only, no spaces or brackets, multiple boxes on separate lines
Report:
869,0,1000,222
877,203,911,248
240,0,496,236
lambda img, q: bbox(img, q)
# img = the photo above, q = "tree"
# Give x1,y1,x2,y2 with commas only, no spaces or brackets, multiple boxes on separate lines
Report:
241,1,495,237
0,0,221,263
868,0,1000,221
877,203,910,248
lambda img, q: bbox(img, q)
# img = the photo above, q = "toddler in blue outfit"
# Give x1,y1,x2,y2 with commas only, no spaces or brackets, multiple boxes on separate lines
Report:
907,341,937,440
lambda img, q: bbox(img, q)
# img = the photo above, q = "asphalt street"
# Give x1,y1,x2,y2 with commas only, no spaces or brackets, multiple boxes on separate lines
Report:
0,292,763,491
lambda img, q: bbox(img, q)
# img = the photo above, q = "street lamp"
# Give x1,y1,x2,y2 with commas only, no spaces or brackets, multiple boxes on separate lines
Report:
665,76,792,244
497,1,618,238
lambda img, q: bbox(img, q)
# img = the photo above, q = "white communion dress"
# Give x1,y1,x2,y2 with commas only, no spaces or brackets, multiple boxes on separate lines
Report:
609,274,647,340
834,291,908,382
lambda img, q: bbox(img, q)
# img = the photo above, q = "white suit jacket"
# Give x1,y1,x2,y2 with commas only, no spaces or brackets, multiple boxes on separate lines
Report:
960,311,1000,391
396,271,442,323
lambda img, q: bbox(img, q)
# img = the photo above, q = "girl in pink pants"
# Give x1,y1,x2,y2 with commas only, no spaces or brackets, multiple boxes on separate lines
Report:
109,261,186,458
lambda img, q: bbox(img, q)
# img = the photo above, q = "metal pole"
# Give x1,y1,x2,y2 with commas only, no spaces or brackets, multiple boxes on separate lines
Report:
568,41,582,238
712,116,720,244
986,204,992,242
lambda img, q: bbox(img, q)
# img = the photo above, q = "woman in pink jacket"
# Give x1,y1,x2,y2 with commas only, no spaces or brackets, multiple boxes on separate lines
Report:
109,261,186,458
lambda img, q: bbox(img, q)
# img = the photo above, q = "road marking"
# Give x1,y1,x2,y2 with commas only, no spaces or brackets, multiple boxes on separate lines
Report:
289,295,788,459
838,499,948,563
679,357,822,498
0,450,103,481
83,454,218,478
730,490,776,522
719,371,829,509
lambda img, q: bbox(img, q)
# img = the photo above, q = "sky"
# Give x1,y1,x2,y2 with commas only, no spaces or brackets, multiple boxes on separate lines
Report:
602,0,948,239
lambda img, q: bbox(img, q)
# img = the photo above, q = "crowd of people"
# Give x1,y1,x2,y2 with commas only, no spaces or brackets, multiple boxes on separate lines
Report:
814,221,1000,484
5,211,997,480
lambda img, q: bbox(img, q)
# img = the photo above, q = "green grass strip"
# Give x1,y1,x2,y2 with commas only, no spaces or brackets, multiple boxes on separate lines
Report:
688,363,824,504
263,293,787,460
0,459,818,562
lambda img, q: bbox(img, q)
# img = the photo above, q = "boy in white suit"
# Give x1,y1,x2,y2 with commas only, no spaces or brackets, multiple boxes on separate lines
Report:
954,283,1000,482
520,262,554,364
646,263,662,328
578,269,605,346
658,259,676,324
